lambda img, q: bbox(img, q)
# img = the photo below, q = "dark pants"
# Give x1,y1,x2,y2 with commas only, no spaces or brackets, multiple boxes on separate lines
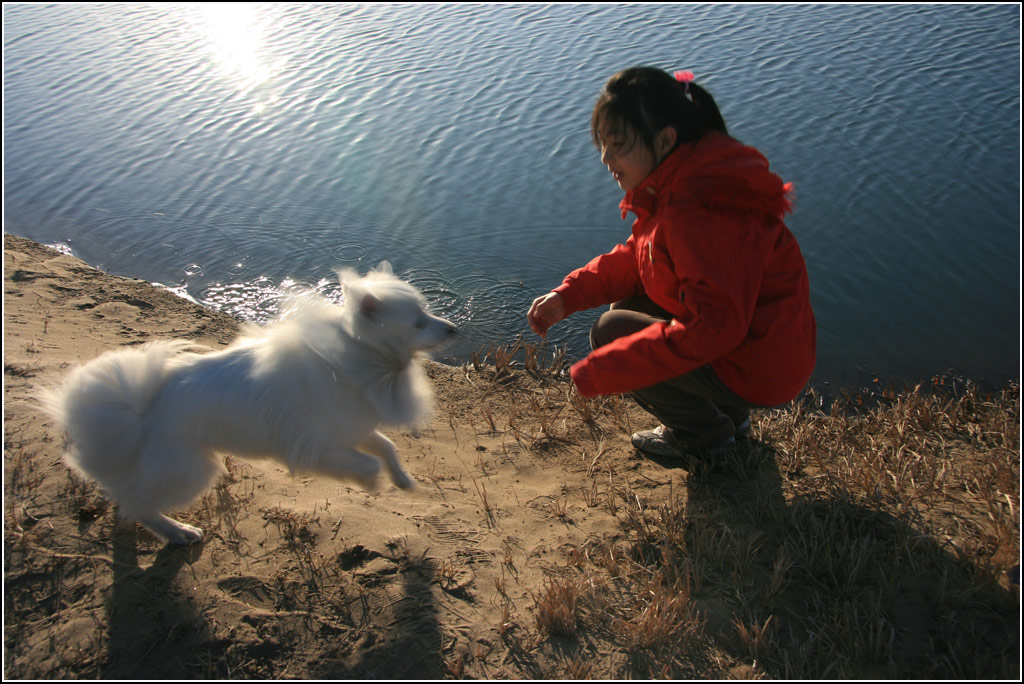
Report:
590,296,766,448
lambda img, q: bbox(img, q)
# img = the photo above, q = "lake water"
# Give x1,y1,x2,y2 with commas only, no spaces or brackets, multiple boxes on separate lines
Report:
4,3,1020,393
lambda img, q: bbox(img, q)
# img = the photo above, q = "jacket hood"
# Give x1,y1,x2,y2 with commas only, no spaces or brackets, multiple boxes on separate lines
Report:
620,132,793,220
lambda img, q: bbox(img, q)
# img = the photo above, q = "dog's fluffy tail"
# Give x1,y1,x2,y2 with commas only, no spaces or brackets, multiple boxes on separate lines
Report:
37,340,199,492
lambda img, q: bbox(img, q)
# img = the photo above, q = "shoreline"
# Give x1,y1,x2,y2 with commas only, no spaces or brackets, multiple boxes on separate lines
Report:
9,233,1019,401
4,233,1019,679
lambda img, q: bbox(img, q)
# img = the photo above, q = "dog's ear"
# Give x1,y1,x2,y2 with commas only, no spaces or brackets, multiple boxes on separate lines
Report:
359,293,382,322
372,260,394,277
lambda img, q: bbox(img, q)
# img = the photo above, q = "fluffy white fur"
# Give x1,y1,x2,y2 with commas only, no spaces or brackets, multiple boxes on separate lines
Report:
38,262,456,545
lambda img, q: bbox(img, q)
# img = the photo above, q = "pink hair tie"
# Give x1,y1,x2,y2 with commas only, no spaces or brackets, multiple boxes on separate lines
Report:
674,70,695,97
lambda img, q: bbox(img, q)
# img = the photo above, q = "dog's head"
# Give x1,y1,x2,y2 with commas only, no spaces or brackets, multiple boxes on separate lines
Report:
340,262,457,355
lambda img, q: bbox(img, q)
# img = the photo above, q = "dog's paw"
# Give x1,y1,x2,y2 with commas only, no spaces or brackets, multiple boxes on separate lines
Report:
167,522,204,545
138,514,204,545
352,474,380,492
392,471,416,490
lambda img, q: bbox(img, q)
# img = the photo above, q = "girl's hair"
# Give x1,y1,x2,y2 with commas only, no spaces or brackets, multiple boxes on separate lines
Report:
590,66,728,155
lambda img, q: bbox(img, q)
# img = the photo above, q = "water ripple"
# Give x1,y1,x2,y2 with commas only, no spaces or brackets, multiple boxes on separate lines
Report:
4,3,1019,387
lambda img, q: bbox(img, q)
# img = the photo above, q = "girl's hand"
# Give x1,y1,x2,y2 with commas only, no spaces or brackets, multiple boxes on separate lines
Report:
527,292,565,338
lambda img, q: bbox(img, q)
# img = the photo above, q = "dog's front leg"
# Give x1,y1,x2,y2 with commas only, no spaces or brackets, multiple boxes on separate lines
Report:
135,513,204,545
304,448,382,490
358,431,414,490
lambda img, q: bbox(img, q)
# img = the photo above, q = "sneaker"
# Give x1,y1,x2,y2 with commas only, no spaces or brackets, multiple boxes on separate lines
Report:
631,425,737,459
631,425,685,458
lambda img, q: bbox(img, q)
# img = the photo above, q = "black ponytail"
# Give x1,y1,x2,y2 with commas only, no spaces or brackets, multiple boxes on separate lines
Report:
591,66,728,156
684,81,728,138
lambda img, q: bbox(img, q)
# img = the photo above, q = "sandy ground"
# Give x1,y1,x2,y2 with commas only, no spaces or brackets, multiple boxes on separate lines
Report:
4,234,1019,680
2,234,708,678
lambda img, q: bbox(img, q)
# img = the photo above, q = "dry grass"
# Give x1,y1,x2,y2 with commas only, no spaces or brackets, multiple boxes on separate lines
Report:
463,349,1019,678
4,329,1019,679
526,370,1020,679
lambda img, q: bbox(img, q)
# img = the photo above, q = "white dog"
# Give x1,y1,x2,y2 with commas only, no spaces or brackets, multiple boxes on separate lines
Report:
39,262,456,545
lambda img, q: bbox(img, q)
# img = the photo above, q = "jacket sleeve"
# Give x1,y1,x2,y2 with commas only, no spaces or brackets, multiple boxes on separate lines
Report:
570,210,766,397
553,234,643,315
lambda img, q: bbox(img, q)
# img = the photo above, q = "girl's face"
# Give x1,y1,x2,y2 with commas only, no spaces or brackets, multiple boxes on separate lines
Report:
597,121,676,192
599,125,657,192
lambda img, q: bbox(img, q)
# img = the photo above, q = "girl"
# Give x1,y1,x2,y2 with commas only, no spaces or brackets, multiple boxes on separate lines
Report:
527,66,816,462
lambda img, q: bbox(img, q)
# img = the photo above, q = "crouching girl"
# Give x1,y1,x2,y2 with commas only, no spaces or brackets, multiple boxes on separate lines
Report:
528,66,816,463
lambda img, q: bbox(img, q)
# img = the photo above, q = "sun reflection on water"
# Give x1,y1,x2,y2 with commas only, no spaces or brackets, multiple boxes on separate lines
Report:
189,3,285,97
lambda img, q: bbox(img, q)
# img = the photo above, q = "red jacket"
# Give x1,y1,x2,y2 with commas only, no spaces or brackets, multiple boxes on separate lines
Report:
556,132,816,406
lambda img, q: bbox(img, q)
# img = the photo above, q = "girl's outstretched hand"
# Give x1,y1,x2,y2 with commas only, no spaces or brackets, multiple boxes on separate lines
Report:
527,292,565,338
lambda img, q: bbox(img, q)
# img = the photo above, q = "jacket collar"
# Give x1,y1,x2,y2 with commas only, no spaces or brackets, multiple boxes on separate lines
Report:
619,141,697,220
619,132,792,221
